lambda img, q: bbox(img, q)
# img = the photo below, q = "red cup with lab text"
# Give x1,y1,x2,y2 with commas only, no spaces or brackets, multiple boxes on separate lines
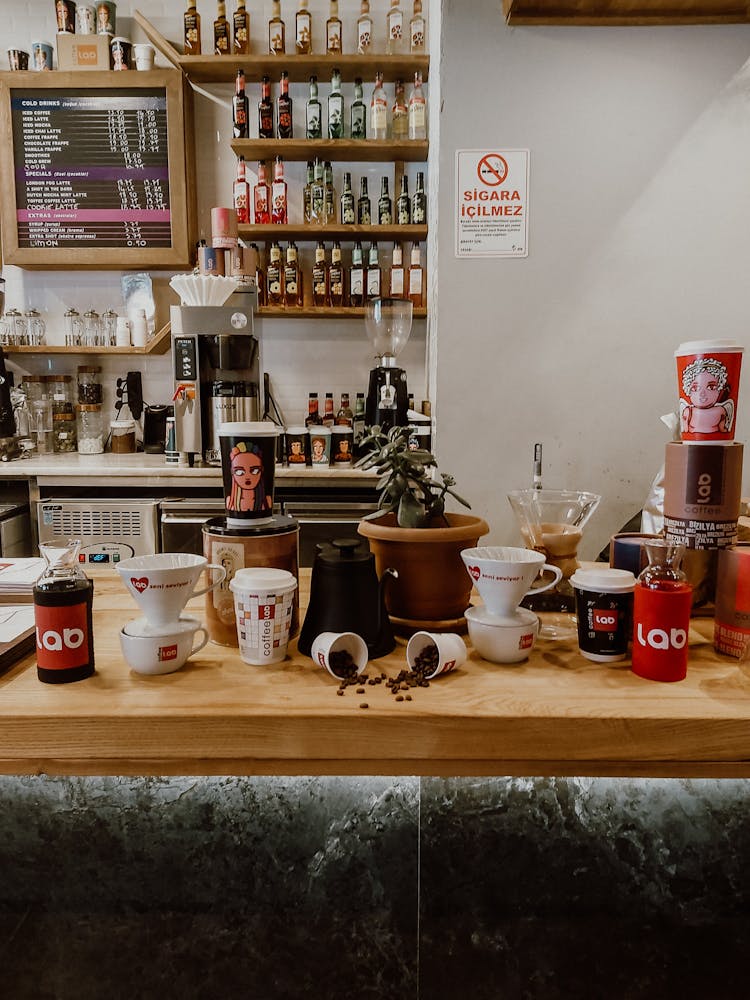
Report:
675,340,743,444
631,540,692,683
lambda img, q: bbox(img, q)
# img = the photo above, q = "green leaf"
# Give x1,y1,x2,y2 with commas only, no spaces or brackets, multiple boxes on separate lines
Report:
397,492,426,528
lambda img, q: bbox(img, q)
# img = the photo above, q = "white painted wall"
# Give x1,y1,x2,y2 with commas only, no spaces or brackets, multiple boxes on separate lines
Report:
435,2,750,556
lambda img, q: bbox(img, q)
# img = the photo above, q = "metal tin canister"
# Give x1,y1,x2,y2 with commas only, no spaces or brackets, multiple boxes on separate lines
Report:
714,545,750,658
211,207,238,249
663,441,743,550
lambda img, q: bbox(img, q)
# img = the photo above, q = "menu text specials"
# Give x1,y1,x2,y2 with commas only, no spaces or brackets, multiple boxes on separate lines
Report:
11,89,172,250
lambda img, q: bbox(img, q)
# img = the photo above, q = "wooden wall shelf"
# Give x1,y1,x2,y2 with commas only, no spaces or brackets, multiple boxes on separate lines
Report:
258,306,426,319
502,0,750,25
3,322,171,356
239,223,427,242
134,10,430,82
230,138,428,163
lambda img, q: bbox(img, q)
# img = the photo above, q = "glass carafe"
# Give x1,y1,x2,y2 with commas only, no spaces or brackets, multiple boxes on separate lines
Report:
33,539,95,684
631,540,692,683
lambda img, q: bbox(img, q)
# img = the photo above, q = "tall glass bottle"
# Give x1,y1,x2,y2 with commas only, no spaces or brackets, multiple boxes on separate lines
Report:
322,392,335,427
408,71,427,140
277,70,293,139
366,243,381,299
386,0,404,54
409,0,425,52
328,242,344,306
326,0,342,55
233,0,249,54
631,541,692,683
340,172,355,225
357,0,373,54
407,242,423,306
34,540,95,684
328,68,344,139
312,242,328,307
269,0,285,54
284,243,302,308
232,68,249,139
324,161,336,224
305,392,323,427
306,75,322,138
350,77,367,140
370,71,388,141
258,74,274,138
303,161,314,223
412,171,427,224
271,156,288,224
214,1,230,55
336,392,353,427
396,174,410,225
349,242,365,307
266,242,284,306
389,242,405,298
184,0,201,55
296,0,312,54
357,177,371,225
254,160,271,224
233,155,250,224
391,79,408,140
378,176,392,225
311,159,326,223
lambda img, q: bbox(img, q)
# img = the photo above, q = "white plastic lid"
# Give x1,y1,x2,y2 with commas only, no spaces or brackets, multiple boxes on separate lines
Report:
285,426,308,435
570,568,636,593
219,421,279,437
675,340,744,356
229,567,297,594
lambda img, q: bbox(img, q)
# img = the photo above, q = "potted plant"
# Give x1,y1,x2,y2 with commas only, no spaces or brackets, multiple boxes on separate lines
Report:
356,425,489,627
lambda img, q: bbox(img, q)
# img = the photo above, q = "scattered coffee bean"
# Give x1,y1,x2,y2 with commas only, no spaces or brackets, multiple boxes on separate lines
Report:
396,695,404,702
413,642,439,678
336,689,344,696
359,702,369,709
405,694,412,701
356,687,365,694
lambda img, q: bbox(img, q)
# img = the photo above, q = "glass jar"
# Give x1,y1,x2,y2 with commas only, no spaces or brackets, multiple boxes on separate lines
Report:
83,309,101,347
53,410,77,453
50,374,74,414
110,418,136,454
65,308,83,346
76,404,104,454
4,308,24,345
77,365,102,404
24,308,46,346
101,309,118,346
21,374,45,406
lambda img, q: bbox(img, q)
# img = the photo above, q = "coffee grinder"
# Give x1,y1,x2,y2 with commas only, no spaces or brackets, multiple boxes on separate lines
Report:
364,298,413,430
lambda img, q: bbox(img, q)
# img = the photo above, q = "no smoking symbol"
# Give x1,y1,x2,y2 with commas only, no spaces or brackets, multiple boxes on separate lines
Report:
477,154,508,186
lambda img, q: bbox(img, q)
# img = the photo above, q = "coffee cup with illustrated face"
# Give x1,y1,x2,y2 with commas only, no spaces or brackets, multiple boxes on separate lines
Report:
675,340,743,444
219,421,279,528
311,631,368,679
120,616,208,675
461,546,562,619
309,426,331,466
116,553,226,627
406,630,467,680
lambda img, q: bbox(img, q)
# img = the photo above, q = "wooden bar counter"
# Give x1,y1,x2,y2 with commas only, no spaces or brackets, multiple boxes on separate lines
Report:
1,569,749,779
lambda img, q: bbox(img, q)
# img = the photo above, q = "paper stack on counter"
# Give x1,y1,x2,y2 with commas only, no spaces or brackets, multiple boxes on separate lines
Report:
0,558,45,598
0,605,36,672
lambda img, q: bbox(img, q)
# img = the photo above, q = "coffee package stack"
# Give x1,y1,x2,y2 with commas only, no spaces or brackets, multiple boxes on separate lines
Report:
663,341,744,613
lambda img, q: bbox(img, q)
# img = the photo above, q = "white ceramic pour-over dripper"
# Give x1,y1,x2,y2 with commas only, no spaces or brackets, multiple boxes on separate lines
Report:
461,546,562,619
117,553,226,628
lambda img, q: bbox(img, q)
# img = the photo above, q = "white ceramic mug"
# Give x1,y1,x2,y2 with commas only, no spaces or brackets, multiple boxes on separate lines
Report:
117,553,226,627
120,616,208,675
311,631,368,678
461,546,562,618
406,631,467,679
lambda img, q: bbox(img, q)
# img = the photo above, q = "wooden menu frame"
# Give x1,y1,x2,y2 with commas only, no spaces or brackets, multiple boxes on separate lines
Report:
0,69,195,269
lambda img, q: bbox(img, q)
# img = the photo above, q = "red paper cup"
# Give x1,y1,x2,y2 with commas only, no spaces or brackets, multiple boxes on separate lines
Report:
675,340,743,444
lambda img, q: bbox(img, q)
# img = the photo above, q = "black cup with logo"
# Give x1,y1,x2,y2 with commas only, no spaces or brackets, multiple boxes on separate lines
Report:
570,567,636,662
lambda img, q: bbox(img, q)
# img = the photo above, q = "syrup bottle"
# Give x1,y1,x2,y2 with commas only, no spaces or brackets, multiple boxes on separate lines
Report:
34,539,95,684
631,540,692,683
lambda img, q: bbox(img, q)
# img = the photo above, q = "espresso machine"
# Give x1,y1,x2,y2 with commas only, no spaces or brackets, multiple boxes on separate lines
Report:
170,286,261,466
364,298,413,430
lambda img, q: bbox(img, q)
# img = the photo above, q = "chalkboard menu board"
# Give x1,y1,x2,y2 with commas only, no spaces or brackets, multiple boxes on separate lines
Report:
0,70,194,269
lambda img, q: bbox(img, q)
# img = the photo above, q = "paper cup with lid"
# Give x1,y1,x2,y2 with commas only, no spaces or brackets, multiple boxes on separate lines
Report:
570,567,636,662
219,421,279,528
229,567,297,665
676,340,743,444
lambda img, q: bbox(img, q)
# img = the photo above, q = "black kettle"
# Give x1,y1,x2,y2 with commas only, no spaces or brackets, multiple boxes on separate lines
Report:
298,538,397,659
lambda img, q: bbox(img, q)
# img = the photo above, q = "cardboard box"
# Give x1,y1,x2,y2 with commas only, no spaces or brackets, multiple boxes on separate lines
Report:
56,34,111,71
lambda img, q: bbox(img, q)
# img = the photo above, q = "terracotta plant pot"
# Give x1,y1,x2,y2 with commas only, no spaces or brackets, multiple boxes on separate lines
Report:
358,512,490,627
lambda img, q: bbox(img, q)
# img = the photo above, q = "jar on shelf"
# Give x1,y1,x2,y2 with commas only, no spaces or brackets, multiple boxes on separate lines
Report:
83,309,101,347
76,404,104,454
110,418,136,454
24,308,46,346
65,308,83,346
50,374,74,414
21,374,45,407
77,365,102,404
101,309,118,347
53,410,77,453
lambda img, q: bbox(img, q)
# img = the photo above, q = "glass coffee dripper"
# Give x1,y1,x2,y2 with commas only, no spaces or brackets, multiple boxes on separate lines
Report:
507,489,602,640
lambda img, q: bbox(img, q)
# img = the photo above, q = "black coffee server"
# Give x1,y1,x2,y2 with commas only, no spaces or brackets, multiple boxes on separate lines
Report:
298,538,397,659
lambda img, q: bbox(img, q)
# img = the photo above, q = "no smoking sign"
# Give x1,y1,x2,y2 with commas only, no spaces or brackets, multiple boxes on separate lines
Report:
455,148,529,258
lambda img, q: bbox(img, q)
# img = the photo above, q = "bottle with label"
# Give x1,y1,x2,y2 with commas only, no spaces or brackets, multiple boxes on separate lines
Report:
396,174,411,224
328,68,344,139
391,79,408,140
296,0,312,54
349,242,365,307
366,243,381,299
214,1,230,54
324,161,336,224
306,75,322,139
277,70,293,139
305,392,323,427
412,170,427,224
34,539,95,684
184,0,201,55
386,0,404,54
312,242,328,306
410,0,425,52
232,68,249,139
271,155,288,224
303,161,314,223
258,74,274,138
254,160,271,224
631,540,692,683
336,392,353,426
252,242,266,304
233,0,249,54
350,77,367,140
378,176,392,225
358,177,371,225
284,243,302,307
370,71,388,141
340,172,355,225
327,0,342,54
408,71,427,140
389,242,405,298
311,159,326,224
233,155,250,224
266,241,284,306
353,392,366,452
407,242,423,306
357,0,373,54
269,0,285,54
322,392,335,427
328,242,344,306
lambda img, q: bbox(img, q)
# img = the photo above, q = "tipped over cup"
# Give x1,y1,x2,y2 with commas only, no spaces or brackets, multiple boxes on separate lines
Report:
461,546,562,618
311,631,368,679
116,553,226,628
406,631,467,680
